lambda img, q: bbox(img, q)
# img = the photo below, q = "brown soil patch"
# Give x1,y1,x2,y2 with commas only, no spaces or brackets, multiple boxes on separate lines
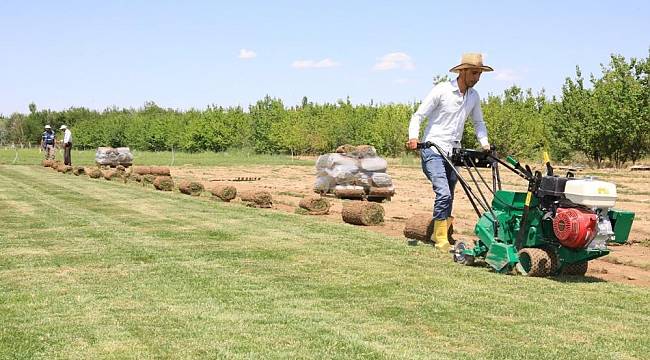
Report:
173,163,650,287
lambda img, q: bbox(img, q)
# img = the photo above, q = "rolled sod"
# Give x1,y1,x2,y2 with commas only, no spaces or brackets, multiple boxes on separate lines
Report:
57,164,72,174
354,144,377,158
341,202,384,226
153,176,174,191
114,167,126,179
334,187,365,199
87,168,102,179
178,180,204,196
335,144,356,154
209,185,237,202
42,159,54,167
132,174,143,182
123,166,134,179
142,174,156,185
133,166,152,175
116,172,128,184
298,196,331,215
150,166,171,176
72,166,86,176
368,186,395,198
102,169,117,180
239,190,273,208
403,214,434,243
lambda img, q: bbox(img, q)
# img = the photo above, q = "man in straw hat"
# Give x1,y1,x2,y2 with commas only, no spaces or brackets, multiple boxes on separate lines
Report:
40,125,56,160
60,124,73,166
406,53,493,252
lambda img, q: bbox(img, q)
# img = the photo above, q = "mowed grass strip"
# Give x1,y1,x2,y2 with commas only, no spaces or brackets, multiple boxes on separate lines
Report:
0,165,649,359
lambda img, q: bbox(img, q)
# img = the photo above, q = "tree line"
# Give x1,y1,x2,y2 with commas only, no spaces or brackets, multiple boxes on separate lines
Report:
1,51,648,166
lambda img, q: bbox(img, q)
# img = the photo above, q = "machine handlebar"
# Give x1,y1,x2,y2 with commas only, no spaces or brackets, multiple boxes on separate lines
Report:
417,142,495,168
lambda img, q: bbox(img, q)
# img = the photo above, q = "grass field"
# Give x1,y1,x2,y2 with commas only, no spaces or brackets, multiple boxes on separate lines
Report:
0,148,314,167
3,147,647,169
1,165,649,359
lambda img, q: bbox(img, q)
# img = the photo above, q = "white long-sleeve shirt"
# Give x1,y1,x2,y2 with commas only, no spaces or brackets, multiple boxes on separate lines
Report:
408,79,489,155
63,129,72,144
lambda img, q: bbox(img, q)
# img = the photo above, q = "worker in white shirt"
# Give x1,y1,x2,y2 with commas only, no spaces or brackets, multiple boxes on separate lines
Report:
407,53,493,252
60,125,73,165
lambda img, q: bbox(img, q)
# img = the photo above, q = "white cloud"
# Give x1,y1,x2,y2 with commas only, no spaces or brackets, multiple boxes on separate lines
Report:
291,58,341,69
373,52,415,71
238,49,257,59
494,68,522,82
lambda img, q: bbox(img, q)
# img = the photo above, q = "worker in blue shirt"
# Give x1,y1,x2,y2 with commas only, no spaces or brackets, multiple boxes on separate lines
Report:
41,125,56,160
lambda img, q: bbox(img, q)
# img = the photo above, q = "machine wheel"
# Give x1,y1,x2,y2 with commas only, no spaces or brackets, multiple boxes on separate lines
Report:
452,240,475,266
561,262,588,276
515,248,553,277
541,247,559,275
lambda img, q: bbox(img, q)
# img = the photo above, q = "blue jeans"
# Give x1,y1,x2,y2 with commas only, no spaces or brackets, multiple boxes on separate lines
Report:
420,147,457,220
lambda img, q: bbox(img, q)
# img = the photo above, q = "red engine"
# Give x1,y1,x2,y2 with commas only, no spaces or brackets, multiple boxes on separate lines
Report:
552,208,598,249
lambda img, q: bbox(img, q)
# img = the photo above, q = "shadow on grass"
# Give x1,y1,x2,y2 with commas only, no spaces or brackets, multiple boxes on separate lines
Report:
455,260,608,284
549,275,607,284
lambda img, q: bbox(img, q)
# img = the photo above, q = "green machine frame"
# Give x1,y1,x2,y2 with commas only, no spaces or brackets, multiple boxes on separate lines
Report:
417,142,635,276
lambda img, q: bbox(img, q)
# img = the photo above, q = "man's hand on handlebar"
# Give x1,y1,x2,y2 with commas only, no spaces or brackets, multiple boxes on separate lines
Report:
406,138,419,150
481,144,491,152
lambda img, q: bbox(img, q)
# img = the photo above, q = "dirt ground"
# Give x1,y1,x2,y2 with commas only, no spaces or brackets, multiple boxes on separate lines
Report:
173,161,650,287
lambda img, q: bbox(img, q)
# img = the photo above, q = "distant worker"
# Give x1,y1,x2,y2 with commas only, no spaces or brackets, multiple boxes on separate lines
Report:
60,125,73,166
41,125,56,160
407,53,493,252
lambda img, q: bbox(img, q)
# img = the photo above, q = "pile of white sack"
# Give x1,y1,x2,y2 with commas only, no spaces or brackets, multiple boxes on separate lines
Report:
314,145,394,197
95,147,134,167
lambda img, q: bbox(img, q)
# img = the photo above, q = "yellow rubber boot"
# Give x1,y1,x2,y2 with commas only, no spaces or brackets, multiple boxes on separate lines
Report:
434,219,450,252
447,216,454,243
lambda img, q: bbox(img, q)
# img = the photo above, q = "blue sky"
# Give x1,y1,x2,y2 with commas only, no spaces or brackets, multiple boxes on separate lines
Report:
1,0,648,115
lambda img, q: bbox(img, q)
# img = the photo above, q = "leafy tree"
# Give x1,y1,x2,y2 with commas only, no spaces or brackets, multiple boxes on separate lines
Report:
3,50,646,165
249,95,285,153
464,86,547,159
551,66,603,165
0,116,9,145
590,55,646,166
551,53,650,167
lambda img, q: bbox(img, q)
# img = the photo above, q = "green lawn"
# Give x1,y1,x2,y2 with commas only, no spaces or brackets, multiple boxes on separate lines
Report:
1,165,649,359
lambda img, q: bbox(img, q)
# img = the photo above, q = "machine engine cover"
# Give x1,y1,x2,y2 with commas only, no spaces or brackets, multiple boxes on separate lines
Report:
564,179,617,208
553,208,598,249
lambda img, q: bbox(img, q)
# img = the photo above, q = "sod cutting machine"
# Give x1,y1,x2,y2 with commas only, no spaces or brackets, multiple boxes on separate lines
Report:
417,142,635,276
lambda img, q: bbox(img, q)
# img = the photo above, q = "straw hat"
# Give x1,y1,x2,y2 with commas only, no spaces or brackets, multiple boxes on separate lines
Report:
60,125,67,130
449,53,493,73
44,125,51,129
